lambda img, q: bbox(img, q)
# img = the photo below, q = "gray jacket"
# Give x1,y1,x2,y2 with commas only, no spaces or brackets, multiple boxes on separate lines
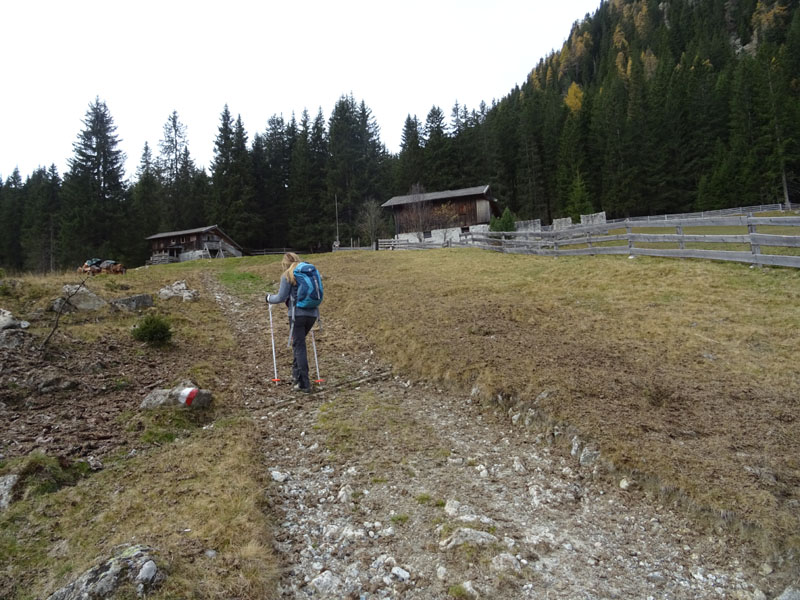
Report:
266,275,320,319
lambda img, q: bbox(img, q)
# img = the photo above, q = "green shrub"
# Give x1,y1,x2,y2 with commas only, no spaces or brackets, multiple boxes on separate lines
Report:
490,207,516,232
132,314,173,347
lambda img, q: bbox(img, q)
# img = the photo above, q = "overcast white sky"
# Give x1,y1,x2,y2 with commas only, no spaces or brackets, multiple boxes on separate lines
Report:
1,0,600,181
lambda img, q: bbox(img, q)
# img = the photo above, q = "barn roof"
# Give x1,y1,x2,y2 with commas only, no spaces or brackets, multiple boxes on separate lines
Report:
146,225,242,249
381,185,493,208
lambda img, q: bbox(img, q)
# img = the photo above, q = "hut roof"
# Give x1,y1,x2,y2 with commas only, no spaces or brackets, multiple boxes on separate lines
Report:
381,185,493,208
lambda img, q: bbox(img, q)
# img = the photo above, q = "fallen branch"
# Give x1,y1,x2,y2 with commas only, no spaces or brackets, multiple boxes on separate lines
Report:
39,277,91,352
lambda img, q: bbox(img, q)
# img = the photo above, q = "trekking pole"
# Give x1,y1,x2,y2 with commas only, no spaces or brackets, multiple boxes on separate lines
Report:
268,302,280,384
311,329,324,383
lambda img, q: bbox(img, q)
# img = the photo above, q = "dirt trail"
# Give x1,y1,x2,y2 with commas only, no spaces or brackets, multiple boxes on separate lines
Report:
204,275,782,600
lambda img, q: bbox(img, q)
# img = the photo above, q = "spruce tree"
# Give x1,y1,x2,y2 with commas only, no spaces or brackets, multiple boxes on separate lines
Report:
0,169,24,271
21,165,61,272
60,97,127,267
129,143,163,264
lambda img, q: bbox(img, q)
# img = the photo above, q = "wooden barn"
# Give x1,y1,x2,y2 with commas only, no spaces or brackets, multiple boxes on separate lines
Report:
146,225,243,264
381,185,501,235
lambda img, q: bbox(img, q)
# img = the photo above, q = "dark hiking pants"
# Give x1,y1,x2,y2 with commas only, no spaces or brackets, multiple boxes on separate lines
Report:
291,315,317,390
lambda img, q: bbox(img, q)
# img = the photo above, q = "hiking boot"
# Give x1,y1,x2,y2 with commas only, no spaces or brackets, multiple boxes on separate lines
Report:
292,383,311,394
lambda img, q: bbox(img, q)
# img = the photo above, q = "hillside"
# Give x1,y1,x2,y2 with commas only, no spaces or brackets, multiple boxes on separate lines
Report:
3,0,799,272
1,250,799,598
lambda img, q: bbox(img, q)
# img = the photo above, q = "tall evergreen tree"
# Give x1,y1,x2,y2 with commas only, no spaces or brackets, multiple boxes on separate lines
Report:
396,115,424,193
129,143,163,265
21,165,61,272
60,97,127,267
422,105,451,190
0,169,24,271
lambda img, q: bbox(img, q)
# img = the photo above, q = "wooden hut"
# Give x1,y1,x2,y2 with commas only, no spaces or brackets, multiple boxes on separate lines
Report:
146,225,242,264
381,185,501,235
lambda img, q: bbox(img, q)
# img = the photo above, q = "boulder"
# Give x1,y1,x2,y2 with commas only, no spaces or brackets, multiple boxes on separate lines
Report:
52,285,107,312
158,281,198,302
45,544,162,600
110,294,154,312
0,474,19,511
140,382,213,409
440,527,498,550
490,552,522,574
0,329,28,350
0,308,29,330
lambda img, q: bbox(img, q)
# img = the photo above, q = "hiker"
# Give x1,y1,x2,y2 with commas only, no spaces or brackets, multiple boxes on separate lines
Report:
266,252,322,393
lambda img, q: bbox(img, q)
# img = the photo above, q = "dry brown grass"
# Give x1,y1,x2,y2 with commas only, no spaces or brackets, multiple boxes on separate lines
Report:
1,261,280,600
2,418,279,600
305,249,800,556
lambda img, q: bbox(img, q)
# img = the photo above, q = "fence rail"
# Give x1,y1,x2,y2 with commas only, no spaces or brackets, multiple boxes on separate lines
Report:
453,214,800,269
377,239,442,250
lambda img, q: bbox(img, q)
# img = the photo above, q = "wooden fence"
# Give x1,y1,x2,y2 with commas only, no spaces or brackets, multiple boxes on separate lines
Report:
454,215,800,269
377,239,443,250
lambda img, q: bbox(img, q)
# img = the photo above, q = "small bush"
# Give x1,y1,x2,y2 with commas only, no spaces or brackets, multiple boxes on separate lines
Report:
132,314,173,347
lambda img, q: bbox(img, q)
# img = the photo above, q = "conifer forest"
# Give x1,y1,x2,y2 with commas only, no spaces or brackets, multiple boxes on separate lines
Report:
1,0,799,271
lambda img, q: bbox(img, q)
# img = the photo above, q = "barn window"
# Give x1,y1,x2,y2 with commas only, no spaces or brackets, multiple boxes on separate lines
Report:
461,226,470,233
423,231,432,239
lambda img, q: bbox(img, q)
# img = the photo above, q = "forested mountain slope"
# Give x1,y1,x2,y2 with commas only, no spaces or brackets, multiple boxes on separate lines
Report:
1,0,798,270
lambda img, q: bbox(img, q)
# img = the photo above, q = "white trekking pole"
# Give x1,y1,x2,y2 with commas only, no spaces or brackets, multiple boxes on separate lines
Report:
268,302,280,384
311,329,324,384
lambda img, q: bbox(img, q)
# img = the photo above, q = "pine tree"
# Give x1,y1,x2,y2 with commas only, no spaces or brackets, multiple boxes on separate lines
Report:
254,114,292,247
0,169,24,271
21,165,61,272
208,105,235,228
396,115,424,193
129,143,163,264
422,105,451,190
60,97,128,267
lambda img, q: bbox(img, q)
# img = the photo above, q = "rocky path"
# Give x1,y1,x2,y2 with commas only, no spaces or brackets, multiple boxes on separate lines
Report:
205,275,786,600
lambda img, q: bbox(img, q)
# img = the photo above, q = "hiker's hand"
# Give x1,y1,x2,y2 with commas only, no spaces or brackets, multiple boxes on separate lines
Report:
265,294,271,304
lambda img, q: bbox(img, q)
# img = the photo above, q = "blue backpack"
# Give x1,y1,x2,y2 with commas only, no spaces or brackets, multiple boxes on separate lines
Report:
293,262,323,308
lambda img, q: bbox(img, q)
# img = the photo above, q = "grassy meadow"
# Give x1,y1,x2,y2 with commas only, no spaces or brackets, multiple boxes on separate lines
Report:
1,248,799,597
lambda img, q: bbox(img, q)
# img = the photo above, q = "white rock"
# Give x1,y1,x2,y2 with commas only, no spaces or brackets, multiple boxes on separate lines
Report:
271,471,289,483
579,447,600,466
310,570,341,595
391,566,410,581
135,560,157,583
53,285,107,312
491,552,522,574
619,478,632,490
776,587,800,600
158,280,198,302
444,499,461,517
0,474,18,511
461,580,480,599
341,525,365,540
337,484,353,503
440,528,499,550
0,308,23,330
571,436,582,457
436,566,447,580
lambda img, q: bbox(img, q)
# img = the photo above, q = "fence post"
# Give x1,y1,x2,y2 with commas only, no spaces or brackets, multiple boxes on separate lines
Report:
676,224,685,250
626,221,634,255
747,213,762,267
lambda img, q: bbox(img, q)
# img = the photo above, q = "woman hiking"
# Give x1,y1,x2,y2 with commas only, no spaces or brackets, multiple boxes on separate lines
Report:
266,252,320,393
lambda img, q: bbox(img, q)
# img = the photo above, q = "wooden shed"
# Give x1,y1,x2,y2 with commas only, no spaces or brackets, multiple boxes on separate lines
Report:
146,225,242,264
381,185,501,235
